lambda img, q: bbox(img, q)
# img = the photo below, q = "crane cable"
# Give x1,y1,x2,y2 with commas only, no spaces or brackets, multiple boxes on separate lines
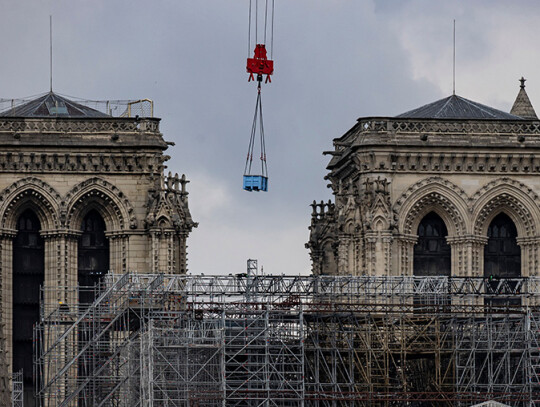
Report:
247,1,251,58
244,0,273,180
271,0,274,58
248,0,274,59
244,78,268,178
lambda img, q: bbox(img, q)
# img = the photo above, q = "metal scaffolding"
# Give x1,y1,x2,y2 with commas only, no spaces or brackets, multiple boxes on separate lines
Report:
34,273,540,406
11,370,23,407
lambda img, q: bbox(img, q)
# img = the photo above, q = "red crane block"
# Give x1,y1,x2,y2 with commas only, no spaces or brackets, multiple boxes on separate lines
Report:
247,44,274,83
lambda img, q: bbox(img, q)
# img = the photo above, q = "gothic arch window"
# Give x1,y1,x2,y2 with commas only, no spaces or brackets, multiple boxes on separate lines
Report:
484,213,521,306
484,213,521,278
413,212,451,277
78,210,109,304
13,209,44,404
77,210,110,404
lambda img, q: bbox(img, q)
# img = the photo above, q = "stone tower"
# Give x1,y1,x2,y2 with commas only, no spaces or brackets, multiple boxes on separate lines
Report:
0,91,196,403
308,79,540,279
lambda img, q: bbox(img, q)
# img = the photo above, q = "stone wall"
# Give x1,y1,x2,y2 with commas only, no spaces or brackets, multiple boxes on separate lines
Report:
308,117,540,277
0,116,197,374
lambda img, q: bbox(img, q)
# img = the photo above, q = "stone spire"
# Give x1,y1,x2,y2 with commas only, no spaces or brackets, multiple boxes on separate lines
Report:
510,77,538,119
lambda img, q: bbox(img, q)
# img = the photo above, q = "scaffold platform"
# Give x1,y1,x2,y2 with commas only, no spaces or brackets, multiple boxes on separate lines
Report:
33,273,540,406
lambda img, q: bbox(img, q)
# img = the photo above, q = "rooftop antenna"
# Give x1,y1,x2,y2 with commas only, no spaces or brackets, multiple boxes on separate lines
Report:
50,15,53,92
453,19,456,95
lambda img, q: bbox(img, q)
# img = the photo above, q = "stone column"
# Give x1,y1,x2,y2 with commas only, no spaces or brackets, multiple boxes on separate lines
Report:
446,236,465,277
150,229,161,274
364,231,394,276
41,230,80,310
40,230,79,406
447,235,487,277
175,231,190,274
364,232,377,276
107,232,129,274
516,237,540,307
377,231,392,276
447,235,487,307
166,231,174,273
147,229,177,274
394,234,417,276
469,235,488,277
309,250,323,276
0,230,15,375
337,235,351,275
516,236,540,278
447,236,462,276
355,235,367,276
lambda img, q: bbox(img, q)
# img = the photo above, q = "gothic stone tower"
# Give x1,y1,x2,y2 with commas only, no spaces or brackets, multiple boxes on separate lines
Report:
0,92,196,402
307,78,540,280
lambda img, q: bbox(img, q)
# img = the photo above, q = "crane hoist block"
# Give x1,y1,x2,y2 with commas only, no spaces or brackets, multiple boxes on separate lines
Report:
247,44,274,82
243,175,268,192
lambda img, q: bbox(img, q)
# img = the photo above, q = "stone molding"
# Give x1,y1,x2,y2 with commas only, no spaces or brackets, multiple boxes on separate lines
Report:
64,177,137,230
40,229,82,239
0,118,160,134
356,117,540,136
394,177,468,236
471,180,540,238
0,176,138,232
0,152,164,174
0,177,62,230
340,151,540,175
0,229,16,239
470,177,540,202
446,234,488,245
394,233,418,244
395,176,540,238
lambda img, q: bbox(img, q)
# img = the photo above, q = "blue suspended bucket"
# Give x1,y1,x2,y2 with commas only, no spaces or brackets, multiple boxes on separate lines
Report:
243,175,268,192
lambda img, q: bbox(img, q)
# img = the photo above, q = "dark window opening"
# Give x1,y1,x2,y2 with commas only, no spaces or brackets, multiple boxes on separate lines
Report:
484,213,521,308
414,212,451,277
78,210,109,304
413,212,451,310
13,209,44,407
77,210,110,406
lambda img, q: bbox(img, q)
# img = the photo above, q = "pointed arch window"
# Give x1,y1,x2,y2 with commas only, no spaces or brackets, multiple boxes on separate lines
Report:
484,213,521,306
413,212,451,277
484,213,520,278
13,209,44,405
78,210,109,304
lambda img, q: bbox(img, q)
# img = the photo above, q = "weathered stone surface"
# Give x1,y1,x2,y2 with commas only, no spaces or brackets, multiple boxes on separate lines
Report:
0,94,197,388
511,77,538,119
308,81,540,278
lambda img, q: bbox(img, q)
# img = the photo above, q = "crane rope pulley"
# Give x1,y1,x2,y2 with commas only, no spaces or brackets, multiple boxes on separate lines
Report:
243,0,274,192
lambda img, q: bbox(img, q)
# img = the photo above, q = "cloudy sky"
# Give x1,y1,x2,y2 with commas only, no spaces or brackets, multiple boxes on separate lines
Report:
0,0,539,275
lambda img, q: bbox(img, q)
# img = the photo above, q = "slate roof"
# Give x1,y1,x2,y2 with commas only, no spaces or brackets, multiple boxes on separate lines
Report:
397,94,523,120
0,92,109,118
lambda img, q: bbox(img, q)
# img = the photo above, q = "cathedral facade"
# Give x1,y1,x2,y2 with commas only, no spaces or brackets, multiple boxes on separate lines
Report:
0,92,196,401
307,79,540,280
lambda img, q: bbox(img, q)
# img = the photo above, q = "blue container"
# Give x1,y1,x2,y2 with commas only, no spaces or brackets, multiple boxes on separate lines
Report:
243,175,268,192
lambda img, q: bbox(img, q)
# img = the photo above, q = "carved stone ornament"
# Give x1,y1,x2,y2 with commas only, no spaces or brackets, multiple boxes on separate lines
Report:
145,172,198,233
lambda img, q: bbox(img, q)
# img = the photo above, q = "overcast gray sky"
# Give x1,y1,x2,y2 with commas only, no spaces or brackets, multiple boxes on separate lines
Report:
1,0,539,275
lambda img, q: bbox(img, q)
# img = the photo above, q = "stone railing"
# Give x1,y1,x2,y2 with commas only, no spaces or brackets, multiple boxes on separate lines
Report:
356,117,540,136
0,117,160,134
